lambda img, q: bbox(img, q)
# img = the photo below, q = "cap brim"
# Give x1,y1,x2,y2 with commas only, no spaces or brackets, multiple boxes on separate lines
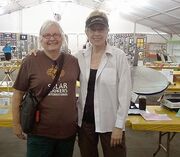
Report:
86,15,109,28
87,22,108,28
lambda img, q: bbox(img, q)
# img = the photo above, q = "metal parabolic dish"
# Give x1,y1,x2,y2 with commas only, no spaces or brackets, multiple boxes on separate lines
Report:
132,66,169,95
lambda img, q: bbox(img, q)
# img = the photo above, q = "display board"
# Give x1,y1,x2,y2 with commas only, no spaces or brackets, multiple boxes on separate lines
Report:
107,33,147,65
0,32,17,46
0,32,38,59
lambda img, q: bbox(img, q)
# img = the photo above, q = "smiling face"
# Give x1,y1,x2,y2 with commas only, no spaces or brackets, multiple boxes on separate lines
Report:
40,24,63,54
86,23,109,47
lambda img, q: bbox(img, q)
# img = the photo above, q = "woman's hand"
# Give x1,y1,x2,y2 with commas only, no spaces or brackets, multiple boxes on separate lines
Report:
110,127,123,147
28,49,38,56
13,123,26,140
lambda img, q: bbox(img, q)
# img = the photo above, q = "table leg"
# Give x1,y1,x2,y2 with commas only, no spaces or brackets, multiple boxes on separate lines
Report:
0,71,14,85
153,132,176,157
0,74,9,86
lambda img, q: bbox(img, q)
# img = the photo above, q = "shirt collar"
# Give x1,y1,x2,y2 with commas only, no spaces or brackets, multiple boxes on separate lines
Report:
82,44,112,56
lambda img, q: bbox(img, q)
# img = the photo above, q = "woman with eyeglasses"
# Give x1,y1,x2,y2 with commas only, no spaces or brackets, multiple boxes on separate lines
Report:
12,20,79,157
75,10,132,157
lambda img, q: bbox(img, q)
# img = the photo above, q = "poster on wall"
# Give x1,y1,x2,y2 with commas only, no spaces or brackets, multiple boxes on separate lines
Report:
107,33,147,65
20,34,27,40
3,33,12,39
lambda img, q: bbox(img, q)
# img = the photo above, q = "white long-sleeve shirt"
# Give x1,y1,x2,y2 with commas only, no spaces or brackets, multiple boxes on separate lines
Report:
75,45,132,133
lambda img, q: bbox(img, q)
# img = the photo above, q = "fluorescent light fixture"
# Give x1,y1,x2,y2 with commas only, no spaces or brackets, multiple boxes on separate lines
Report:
125,0,149,7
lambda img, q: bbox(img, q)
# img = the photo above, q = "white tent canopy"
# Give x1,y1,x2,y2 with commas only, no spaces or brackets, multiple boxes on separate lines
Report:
0,0,180,35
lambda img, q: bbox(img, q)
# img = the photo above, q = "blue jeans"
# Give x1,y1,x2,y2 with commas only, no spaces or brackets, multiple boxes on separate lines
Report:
27,134,76,157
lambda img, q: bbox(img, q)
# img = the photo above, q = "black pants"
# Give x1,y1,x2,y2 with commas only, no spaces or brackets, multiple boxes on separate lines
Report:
78,122,126,157
4,53,11,61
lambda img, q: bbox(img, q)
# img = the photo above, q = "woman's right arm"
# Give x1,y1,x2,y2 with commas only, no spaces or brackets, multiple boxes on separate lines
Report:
12,89,26,140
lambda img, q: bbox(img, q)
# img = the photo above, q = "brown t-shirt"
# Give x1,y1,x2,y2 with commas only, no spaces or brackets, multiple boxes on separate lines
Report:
13,51,80,139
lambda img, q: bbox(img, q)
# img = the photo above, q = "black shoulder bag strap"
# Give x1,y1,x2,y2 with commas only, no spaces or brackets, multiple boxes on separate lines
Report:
40,52,65,101
35,53,64,122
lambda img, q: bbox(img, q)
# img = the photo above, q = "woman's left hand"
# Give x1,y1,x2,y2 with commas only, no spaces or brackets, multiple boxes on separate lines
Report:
110,127,123,147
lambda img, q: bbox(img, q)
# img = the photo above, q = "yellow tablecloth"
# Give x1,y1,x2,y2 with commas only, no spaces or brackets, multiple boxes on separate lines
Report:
0,106,12,127
167,81,180,92
127,106,180,132
0,105,180,131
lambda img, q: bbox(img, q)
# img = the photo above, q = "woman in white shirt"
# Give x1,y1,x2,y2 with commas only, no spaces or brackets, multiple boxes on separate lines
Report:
75,10,132,157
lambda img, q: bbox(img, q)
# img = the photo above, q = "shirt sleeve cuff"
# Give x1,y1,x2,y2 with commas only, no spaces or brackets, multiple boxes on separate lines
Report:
115,119,125,129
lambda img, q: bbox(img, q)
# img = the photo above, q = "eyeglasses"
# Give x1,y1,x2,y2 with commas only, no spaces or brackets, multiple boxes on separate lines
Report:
42,33,61,39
